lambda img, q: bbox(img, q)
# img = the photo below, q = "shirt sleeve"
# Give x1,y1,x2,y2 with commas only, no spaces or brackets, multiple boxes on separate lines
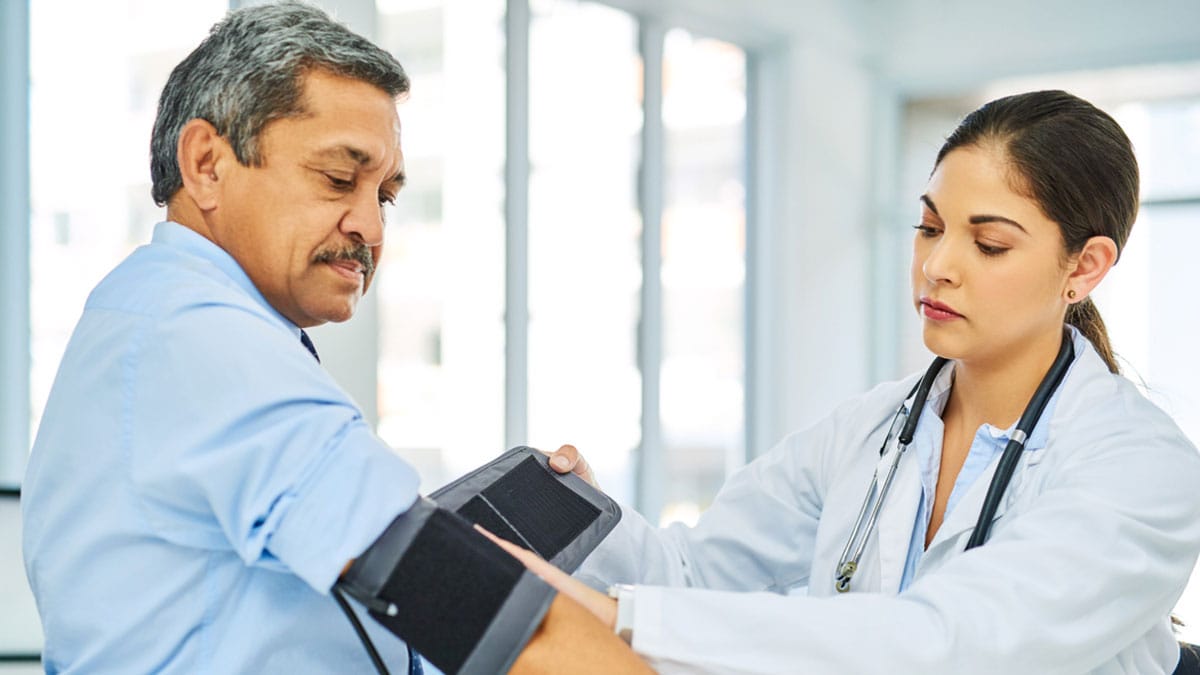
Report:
125,300,420,593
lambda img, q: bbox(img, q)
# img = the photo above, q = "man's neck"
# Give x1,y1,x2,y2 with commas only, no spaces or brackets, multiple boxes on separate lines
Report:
165,200,216,244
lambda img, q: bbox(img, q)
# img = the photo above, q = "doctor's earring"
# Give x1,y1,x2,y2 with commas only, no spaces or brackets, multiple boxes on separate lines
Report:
1067,289,1077,300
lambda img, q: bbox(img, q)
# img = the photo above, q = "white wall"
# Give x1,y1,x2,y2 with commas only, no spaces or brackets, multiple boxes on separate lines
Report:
772,40,878,435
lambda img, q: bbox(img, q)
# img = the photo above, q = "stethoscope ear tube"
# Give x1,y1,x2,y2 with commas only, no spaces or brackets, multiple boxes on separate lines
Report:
964,330,1075,551
899,357,951,446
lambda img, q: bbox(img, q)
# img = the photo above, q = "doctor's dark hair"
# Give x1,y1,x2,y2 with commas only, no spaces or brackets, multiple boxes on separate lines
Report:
934,90,1138,374
149,1,409,206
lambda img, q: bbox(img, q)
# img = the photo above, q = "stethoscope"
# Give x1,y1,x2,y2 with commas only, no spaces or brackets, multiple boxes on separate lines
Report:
834,330,1075,593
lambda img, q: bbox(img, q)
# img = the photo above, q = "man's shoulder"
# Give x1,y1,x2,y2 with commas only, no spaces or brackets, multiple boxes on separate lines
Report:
86,239,264,322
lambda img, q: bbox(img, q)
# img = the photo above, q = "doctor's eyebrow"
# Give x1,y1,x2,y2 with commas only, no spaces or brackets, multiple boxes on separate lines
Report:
919,194,941,217
968,213,1028,233
919,194,1028,234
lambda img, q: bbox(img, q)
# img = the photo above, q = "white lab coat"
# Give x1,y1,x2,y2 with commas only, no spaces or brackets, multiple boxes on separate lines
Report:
578,331,1200,674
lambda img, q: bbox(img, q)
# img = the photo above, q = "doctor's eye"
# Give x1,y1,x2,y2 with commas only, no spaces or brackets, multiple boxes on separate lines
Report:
976,242,1010,257
912,224,941,238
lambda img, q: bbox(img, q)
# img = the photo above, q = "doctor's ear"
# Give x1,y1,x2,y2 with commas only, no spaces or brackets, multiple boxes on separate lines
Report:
1064,236,1119,303
176,118,233,212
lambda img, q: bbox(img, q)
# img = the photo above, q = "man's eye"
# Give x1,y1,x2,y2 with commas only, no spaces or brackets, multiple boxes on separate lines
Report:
378,194,396,206
325,174,354,190
913,224,940,237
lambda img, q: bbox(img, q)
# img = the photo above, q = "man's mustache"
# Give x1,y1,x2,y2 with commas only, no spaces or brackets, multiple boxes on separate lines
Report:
313,245,375,277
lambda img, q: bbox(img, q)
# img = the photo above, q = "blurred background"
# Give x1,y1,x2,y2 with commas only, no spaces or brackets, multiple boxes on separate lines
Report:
2,0,1199,665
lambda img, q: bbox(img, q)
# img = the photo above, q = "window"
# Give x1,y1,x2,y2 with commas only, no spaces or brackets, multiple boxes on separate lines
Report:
659,28,747,524
373,0,508,489
526,0,642,504
20,0,228,486
373,0,757,521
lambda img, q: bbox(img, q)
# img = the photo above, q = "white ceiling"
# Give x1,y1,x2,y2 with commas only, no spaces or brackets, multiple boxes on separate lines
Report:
613,0,1200,97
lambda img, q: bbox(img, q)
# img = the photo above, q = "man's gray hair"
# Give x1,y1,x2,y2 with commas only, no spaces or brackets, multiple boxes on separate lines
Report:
150,1,409,206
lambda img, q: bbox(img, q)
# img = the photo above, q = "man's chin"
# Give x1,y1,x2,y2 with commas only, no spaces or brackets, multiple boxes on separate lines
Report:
300,296,361,326
322,305,358,324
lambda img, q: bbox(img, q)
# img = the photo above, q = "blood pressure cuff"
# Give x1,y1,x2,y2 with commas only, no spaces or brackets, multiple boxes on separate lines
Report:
336,448,621,673
336,497,555,674
429,445,622,573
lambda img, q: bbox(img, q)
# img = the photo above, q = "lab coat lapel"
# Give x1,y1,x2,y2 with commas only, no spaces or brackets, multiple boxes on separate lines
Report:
924,449,1040,558
871,445,922,595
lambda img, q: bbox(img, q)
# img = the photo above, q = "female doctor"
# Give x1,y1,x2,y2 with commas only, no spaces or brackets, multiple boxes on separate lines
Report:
490,90,1200,674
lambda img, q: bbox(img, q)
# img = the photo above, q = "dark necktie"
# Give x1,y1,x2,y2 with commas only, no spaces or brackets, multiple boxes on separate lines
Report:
299,330,424,675
299,330,320,363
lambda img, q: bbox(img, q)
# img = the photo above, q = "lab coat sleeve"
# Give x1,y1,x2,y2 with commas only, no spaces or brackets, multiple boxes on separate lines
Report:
623,421,1200,675
578,394,875,593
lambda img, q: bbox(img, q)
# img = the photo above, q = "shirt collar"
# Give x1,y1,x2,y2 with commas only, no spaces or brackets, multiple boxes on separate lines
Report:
151,221,302,339
905,326,1084,453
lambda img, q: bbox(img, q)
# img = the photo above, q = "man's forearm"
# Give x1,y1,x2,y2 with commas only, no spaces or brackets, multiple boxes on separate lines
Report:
510,594,653,674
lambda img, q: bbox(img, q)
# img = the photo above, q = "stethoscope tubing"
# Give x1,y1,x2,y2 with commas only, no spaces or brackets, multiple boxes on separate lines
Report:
965,333,1075,550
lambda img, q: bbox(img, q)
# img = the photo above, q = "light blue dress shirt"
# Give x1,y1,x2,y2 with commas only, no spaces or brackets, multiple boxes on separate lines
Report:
898,347,1071,590
22,222,424,673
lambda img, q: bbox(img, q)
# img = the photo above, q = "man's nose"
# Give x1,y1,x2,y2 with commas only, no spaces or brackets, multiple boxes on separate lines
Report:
341,191,385,247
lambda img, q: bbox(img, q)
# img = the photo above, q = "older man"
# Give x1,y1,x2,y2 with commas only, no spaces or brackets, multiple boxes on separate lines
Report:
20,3,645,673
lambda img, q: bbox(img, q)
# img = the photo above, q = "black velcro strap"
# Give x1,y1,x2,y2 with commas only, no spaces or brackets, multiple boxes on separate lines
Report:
337,499,554,674
431,446,621,573
480,455,600,560
458,495,525,548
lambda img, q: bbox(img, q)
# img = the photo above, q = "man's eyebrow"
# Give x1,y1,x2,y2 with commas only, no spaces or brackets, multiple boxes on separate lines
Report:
920,195,1028,234
314,144,374,165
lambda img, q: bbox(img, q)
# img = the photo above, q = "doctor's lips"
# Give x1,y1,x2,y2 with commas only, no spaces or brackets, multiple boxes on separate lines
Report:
920,297,963,321
314,245,375,278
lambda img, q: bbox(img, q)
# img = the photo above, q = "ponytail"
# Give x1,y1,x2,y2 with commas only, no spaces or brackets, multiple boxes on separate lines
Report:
1066,298,1119,374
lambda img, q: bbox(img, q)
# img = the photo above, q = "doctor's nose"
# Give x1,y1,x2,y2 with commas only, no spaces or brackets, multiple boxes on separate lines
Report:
921,240,959,286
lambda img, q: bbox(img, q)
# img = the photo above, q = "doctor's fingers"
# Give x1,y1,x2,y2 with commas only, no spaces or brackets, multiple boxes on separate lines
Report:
544,444,599,489
476,525,617,629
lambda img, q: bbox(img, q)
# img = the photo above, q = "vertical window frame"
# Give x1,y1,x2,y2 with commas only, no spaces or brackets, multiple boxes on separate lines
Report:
0,0,31,488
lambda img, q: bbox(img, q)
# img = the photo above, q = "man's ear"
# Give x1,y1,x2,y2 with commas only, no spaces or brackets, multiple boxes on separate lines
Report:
1065,235,1119,303
176,119,231,212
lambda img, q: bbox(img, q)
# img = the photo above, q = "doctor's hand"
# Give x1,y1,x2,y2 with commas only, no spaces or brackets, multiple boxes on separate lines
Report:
542,444,600,489
477,526,617,630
